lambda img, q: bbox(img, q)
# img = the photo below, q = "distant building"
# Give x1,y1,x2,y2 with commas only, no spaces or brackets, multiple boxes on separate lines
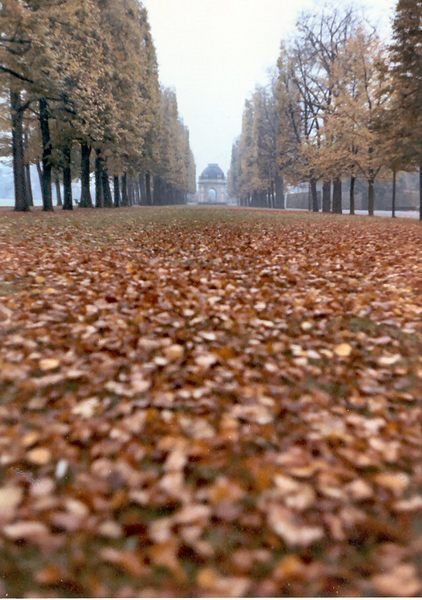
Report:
198,164,227,204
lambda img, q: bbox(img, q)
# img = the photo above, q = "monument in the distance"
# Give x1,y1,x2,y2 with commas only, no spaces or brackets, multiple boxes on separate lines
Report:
198,164,227,204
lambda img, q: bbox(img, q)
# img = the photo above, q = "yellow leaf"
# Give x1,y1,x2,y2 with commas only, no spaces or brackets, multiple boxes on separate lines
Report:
378,354,401,366
0,486,23,517
39,359,60,371
164,344,184,361
334,343,352,357
374,472,410,495
274,554,304,580
372,564,421,597
27,447,51,466
4,521,49,541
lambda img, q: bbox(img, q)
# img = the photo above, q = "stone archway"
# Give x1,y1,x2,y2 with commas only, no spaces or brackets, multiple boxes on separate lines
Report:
207,188,217,202
198,164,227,204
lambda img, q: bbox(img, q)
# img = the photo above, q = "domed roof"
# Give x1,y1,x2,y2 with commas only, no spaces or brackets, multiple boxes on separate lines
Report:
199,163,226,181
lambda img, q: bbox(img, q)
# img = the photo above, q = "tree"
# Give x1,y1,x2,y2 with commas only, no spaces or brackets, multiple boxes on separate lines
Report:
1,0,194,212
228,139,240,202
327,30,390,215
389,0,422,220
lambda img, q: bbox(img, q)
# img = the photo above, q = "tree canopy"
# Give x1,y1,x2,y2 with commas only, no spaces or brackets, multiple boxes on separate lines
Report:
1,0,196,211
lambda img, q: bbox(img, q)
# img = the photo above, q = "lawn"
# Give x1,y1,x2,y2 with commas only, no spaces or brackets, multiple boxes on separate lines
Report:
0,206,421,597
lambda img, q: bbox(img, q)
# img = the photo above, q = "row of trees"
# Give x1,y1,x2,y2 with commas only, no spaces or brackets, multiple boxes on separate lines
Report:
1,0,196,211
228,0,421,219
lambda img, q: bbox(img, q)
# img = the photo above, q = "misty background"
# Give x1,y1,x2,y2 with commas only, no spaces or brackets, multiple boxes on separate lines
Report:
143,0,396,175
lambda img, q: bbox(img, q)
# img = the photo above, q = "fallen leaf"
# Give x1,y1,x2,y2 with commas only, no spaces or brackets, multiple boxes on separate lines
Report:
195,353,217,368
4,521,49,541
0,486,23,518
273,554,305,580
164,344,184,361
72,397,99,418
374,472,410,495
377,354,401,366
268,505,324,546
35,565,65,585
39,358,60,371
372,563,421,596
100,548,144,577
27,447,51,466
334,343,352,357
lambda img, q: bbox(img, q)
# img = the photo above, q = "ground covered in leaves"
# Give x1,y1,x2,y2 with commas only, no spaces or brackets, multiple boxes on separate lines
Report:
0,206,421,597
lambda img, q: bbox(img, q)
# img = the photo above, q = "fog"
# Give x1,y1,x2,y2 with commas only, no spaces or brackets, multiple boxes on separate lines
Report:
143,0,397,177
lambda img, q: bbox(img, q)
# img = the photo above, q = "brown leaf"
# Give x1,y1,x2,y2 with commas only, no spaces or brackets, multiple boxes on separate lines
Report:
334,343,352,357
39,358,60,371
27,447,52,466
268,505,324,546
0,486,23,519
100,548,144,577
4,521,49,541
372,564,421,596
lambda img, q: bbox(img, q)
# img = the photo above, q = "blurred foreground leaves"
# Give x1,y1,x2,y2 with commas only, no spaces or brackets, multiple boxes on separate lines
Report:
0,207,421,597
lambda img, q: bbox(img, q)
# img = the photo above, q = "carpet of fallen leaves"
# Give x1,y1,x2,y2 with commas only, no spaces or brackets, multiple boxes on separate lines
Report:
0,206,421,598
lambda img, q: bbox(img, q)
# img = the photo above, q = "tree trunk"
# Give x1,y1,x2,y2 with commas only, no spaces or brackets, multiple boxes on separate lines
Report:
392,169,396,218
79,142,93,207
95,148,104,208
39,97,53,211
113,176,121,207
275,174,285,209
349,176,355,215
139,173,146,205
55,176,62,207
145,172,152,205
36,162,43,198
259,191,266,207
102,172,113,208
332,178,342,214
310,178,318,212
101,156,113,208
135,180,141,205
62,144,73,210
25,163,34,207
127,176,134,205
322,180,331,213
121,173,129,206
368,179,375,216
419,162,422,221
23,129,33,207
10,89,29,212
153,176,161,205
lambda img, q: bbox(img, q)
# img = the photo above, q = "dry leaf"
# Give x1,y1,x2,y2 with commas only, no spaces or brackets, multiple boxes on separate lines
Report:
374,472,410,495
39,358,60,371
27,447,51,466
100,548,144,577
164,344,184,361
0,486,23,518
268,505,324,546
4,521,49,541
334,343,352,357
372,564,421,596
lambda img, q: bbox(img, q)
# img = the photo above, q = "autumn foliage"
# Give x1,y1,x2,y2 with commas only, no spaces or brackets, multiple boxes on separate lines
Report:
1,0,196,212
229,3,422,217
0,206,421,597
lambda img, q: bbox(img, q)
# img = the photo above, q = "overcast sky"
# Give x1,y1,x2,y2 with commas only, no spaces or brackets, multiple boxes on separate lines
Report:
142,0,397,177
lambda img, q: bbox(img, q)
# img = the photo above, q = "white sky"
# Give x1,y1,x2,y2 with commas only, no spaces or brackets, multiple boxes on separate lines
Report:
142,0,397,177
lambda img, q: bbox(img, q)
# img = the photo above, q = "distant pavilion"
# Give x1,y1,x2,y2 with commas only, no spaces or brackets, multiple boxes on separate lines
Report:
198,164,227,204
